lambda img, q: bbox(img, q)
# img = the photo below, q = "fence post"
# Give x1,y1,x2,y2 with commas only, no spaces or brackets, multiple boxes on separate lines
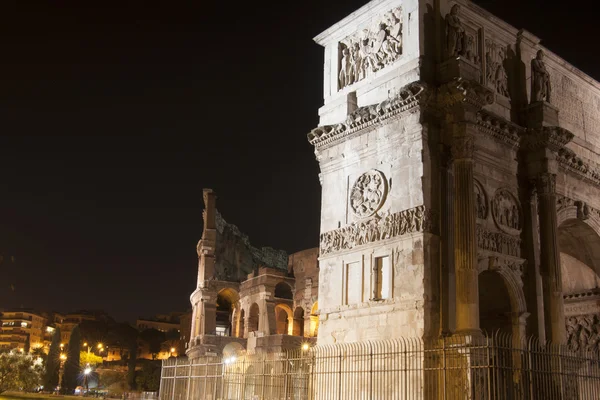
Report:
186,360,191,400
338,351,343,400
158,360,165,400
171,357,178,400
220,358,226,400
369,343,373,400
283,352,289,400
240,356,246,400
442,338,446,400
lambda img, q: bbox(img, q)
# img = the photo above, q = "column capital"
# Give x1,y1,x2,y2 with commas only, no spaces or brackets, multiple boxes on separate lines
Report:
438,78,495,113
534,172,556,196
451,134,475,161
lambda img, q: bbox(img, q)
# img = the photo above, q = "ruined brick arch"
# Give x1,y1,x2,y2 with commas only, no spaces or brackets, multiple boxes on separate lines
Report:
274,304,293,335
293,306,305,336
309,301,319,337
217,287,240,337
274,281,293,300
248,303,260,333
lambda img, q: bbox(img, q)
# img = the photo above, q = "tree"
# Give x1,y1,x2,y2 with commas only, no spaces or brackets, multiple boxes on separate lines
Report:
135,361,161,391
80,351,103,368
0,350,43,394
43,327,61,392
61,325,81,394
139,329,166,360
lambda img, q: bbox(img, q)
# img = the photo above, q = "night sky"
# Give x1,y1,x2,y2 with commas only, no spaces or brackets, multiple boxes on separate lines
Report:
0,0,597,323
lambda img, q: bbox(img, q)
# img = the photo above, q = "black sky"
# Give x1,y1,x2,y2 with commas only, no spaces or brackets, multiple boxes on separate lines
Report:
0,0,597,323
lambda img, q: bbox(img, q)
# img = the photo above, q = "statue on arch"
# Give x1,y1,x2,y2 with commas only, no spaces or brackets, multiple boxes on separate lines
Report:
531,49,551,103
445,4,465,58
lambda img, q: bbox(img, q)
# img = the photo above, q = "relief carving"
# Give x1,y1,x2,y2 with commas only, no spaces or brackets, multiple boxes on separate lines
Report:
485,40,509,98
338,8,402,89
476,225,521,258
320,206,436,255
464,34,479,64
491,188,521,234
474,179,488,220
445,4,465,59
350,170,388,218
566,314,600,353
531,50,552,103
451,135,474,160
575,200,590,220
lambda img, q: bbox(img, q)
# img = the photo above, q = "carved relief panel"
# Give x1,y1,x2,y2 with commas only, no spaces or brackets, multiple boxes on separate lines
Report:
474,179,488,220
484,39,509,98
338,7,403,90
350,169,388,218
566,314,600,353
491,188,521,234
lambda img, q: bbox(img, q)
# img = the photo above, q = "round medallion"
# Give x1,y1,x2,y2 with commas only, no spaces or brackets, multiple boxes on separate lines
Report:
491,188,521,234
350,170,388,218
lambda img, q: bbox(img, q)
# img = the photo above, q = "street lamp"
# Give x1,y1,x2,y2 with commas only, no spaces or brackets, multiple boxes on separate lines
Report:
83,365,92,393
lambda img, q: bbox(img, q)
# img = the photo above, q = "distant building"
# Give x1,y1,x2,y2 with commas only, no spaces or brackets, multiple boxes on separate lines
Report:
136,314,181,333
56,310,112,345
187,189,319,357
0,309,47,352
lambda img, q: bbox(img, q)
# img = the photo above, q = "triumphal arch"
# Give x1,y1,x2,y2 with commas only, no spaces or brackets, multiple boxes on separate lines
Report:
308,0,600,350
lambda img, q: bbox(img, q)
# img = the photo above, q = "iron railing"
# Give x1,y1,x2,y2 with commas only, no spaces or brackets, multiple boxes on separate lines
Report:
159,333,600,399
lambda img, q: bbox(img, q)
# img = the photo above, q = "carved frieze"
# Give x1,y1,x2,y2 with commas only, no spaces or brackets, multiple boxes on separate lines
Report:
557,147,600,187
438,78,494,111
350,170,388,218
319,205,437,256
521,126,574,152
338,7,402,90
556,194,600,222
566,313,600,353
484,40,509,98
478,255,526,279
474,179,488,220
491,188,521,234
475,110,522,148
307,82,428,148
476,225,521,258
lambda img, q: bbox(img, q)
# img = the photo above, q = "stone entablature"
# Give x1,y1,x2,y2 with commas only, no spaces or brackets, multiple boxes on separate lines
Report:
307,81,428,149
319,205,437,257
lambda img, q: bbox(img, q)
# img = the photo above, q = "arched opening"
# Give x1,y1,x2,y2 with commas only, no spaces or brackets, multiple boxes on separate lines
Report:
309,302,319,337
293,307,304,336
274,282,293,299
274,304,292,335
479,271,512,335
559,218,600,295
238,309,245,338
216,288,239,337
248,303,260,333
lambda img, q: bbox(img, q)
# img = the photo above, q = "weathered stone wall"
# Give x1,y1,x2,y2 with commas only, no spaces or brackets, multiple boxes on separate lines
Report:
214,211,288,282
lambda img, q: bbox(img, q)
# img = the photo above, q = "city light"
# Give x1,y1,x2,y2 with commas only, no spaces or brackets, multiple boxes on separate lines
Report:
302,343,310,351
84,367,92,375
60,353,67,360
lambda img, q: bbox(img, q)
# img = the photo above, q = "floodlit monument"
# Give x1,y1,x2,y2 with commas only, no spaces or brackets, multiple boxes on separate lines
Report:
308,0,600,350
161,0,600,398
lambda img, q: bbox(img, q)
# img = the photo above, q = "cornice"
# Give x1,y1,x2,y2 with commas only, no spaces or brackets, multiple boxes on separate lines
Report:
557,147,600,187
475,110,523,148
307,81,429,149
520,126,574,152
437,78,495,112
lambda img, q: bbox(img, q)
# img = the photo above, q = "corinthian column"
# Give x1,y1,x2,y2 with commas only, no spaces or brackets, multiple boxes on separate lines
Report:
535,172,566,344
452,133,480,334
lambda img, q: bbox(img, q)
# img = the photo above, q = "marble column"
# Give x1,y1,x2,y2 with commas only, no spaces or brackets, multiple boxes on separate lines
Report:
440,146,456,335
535,172,566,344
452,133,480,334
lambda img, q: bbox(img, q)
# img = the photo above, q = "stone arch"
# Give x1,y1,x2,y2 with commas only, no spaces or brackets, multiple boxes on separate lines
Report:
248,303,260,333
216,288,240,337
557,210,600,289
274,282,293,299
477,259,528,342
309,301,319,337
293,306,305,336
274,304,293,335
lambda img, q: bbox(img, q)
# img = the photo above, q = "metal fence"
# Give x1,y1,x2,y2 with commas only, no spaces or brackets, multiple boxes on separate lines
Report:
159,333,600,399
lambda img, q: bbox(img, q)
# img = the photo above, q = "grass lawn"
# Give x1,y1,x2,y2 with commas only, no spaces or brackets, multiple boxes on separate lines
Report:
0,393,83,400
